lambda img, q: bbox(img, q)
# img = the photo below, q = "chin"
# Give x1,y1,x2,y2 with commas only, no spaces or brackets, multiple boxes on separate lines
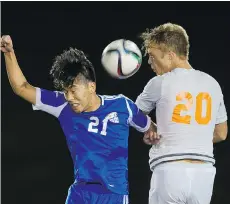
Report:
74,110,82,113
72,106,82,113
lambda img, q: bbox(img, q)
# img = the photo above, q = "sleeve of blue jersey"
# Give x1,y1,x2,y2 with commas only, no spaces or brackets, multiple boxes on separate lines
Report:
32,87,67,117
124,96,151,132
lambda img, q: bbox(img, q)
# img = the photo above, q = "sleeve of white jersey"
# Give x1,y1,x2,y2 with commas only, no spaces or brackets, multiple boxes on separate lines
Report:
135,76,163,114
216,92,228,124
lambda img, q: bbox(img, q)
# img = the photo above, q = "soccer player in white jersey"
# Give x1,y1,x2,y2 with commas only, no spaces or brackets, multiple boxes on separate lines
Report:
1,35,158,204
136,23,228,204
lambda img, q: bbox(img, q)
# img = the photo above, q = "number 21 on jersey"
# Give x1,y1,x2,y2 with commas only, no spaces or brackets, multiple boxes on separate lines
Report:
88,112,119,136
172,92,212,125
88,116,108,136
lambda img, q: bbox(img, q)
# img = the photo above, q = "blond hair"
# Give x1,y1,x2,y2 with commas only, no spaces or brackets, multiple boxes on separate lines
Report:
140,23,190,58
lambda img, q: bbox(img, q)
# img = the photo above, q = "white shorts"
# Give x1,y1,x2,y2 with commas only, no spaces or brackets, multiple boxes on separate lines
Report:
149,161,216,204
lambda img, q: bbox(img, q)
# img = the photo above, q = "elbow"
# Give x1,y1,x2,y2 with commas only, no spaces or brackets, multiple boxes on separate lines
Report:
13,87,24,96
216,129,228,142
12,88,22,95
221,124,228,141
213,128,228,143
13,82,28,96
218,132,228,141
213,122,228,143
222,128,228,141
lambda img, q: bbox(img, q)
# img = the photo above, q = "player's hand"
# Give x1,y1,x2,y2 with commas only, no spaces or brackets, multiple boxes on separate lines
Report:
1,35,14,53
143,122,161,145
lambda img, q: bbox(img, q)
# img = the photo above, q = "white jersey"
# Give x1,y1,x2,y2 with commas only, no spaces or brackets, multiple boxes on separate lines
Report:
136,68,227,170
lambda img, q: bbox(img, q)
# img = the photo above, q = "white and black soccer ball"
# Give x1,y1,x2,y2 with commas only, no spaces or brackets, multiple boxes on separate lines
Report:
101,39,142,79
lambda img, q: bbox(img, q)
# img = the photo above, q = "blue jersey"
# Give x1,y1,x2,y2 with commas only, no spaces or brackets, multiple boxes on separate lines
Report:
33,88,150,195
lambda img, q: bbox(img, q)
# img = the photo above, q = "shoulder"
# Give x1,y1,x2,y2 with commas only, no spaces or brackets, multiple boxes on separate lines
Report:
193,70,222,90
100,94,134,106
141,75,164,94
197,70,219,82
33,88,68,118
101,94,131,101
37,88,66,107
100,94,124,100
146,75,164,86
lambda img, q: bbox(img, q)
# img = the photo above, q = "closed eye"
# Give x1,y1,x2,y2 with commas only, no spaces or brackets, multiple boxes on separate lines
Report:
71,89,78,94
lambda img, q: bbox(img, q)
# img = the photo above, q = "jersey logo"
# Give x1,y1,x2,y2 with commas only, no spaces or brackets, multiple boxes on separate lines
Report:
105,112,119,123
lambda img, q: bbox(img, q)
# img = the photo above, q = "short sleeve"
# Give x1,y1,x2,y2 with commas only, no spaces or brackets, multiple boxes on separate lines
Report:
216,93,228,124
135,76,163,114
124,96,151,132
32,88,68,118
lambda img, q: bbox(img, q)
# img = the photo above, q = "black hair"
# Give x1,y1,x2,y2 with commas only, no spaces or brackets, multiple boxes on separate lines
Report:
50,47,96,90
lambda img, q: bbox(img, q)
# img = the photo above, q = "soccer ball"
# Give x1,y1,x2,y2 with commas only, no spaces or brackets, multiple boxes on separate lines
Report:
101,39,142,79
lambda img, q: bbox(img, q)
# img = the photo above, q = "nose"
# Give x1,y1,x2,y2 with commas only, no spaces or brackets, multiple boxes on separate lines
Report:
148,57,151,65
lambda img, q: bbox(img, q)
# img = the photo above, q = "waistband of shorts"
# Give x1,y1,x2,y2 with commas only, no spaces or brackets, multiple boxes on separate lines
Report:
149,153,215,170
153,160,215,171
76,181,102,185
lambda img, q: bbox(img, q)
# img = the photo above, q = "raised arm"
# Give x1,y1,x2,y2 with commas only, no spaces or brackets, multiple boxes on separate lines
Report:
1,35,36,104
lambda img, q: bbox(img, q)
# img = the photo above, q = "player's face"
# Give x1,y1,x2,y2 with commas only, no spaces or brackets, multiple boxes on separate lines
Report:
64,79,95,113
147,46,172,75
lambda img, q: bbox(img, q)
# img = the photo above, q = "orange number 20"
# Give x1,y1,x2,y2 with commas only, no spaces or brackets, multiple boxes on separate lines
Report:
172,92,212,125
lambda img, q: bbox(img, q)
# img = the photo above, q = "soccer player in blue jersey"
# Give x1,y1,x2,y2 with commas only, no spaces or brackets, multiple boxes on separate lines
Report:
1,35,157,204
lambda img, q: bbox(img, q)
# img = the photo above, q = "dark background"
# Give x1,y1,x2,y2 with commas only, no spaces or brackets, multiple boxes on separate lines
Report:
2,2,230,204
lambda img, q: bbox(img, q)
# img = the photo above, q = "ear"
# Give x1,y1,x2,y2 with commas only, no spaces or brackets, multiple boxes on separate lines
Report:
168,51,176,60
88,82,96,93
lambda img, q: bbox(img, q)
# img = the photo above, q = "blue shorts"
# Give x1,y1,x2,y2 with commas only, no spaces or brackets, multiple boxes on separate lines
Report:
65,182,129,204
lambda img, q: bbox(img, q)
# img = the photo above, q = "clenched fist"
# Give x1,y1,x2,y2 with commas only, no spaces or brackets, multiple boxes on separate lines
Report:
0,35,14,53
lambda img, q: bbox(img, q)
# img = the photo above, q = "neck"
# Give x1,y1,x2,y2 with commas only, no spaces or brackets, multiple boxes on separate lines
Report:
85,94,101,112
174,60,192,70
168,60,192,72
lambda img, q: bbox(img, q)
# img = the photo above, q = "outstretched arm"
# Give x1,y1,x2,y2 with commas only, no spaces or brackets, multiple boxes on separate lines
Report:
1,35,36,104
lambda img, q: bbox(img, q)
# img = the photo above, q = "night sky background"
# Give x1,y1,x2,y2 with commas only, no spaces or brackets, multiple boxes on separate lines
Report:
2,2,230,204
